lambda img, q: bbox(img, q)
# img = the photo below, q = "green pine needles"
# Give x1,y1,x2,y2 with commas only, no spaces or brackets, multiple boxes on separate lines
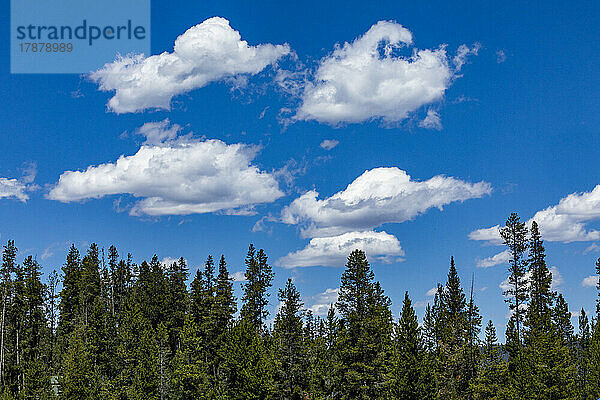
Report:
0,213,597,399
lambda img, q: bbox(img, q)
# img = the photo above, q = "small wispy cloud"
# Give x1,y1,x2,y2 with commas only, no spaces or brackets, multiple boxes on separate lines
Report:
418,109,442,130
496,49,507,63
320,139,339,150
584,243,600,255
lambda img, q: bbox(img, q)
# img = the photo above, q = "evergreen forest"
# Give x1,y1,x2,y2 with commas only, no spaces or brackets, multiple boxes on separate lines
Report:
1,212,600,400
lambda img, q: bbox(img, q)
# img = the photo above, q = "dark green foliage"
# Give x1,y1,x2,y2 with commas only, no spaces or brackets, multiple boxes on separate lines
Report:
220,319,275,400
0,226,595,400
435,258,479,399
586,257,600,399
165,257,188,354
61,324,101,400
500,213,529,346
241,245,275,331
213,255,236,334
57,245,81,344
389,292,434,400
471,321,507,400
273,279,307,399
335,250,393,400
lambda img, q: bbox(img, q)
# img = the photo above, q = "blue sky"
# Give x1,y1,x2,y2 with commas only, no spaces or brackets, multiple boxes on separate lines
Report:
1,0,599,335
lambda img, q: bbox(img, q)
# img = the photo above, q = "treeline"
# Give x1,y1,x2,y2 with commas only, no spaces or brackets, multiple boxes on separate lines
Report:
0,213,600,399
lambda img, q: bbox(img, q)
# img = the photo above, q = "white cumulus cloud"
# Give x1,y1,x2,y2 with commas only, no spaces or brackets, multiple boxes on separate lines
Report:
476,249,510,268
282,167,491,238
91,17,290,114
470,185,600,244
582,275,599,288
48,120,284,216
275,230,404,268
0,178,30,202
294,21,475,125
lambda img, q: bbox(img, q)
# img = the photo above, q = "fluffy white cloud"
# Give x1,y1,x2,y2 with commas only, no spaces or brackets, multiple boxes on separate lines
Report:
468,225,502,244
294,21,474,125
476,249,510,268
91,17,290,113
0,178,30,202
275,230,404,268
419,109,442,130
320,139,339,150
582,275,599,288
48,121,284,216
426,287,438,297
470,185,600,244
282,167,491,238
308,288,339,316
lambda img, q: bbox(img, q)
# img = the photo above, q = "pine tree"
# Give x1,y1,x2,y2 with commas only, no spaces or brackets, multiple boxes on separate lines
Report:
220,319,276,400
500,213,529,345
135,256,168,330
576,308,591,399
335,250,392,400
79,244,102,326
472,321,507,400
107,246,119,318
437,257,470,399
207,255,236,385
503,315,524,396
389,292,433,400
46,269,59,374
57,245,81,353
464,276,482,395
165,257,188,354
61,324,101,399
588,258,600,398
156,322,170,400
8,257,26,394
520,222,576,399
241,245,274,331
114,297,159,399
553,294,574,345
306,307,336,398
0,241,17,389
212,255,236,334
169,316,211,399
273,278,307,399
20,256,52,398
526,222,554,327
113,256,132,320
190,255,217,367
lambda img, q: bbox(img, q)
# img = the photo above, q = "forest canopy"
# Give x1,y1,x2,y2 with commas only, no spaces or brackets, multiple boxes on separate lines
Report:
0,212,599,399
